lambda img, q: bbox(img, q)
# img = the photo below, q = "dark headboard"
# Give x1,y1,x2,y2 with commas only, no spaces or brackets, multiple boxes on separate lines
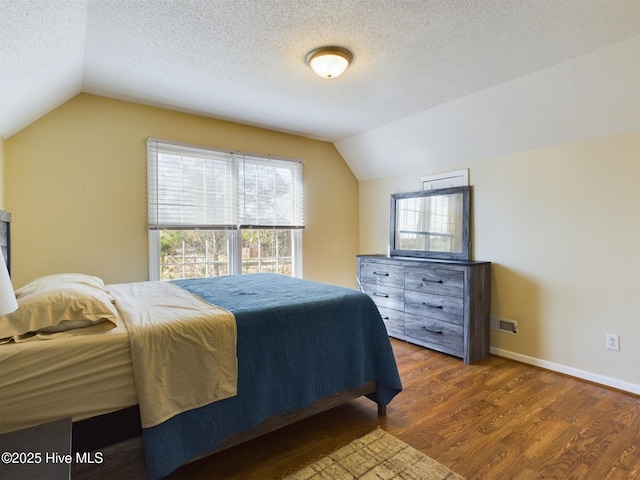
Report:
0,210,10,275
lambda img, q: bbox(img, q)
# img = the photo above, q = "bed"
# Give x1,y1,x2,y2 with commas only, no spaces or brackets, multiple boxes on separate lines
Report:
0,243,402,479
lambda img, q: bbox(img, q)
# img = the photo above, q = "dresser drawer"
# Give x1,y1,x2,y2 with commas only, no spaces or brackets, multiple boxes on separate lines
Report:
359,261,404,289
376,306,404,336
404,267,464,297
357,255,491,364
405,289,463,325
360,283,404,311
405,313,464,357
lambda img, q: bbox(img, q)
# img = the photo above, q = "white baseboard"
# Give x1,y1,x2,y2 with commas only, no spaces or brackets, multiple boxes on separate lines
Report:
490,347,640,396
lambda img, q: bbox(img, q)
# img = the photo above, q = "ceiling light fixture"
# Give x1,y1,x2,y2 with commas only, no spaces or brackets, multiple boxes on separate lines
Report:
306,46,353,79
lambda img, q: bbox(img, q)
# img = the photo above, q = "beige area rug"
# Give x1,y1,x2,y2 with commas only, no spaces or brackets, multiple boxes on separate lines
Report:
284,429,465,480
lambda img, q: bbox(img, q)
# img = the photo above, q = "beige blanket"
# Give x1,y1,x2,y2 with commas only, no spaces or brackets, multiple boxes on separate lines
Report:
107,281,237,428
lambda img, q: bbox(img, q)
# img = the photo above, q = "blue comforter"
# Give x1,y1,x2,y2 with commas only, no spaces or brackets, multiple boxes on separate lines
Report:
142,273,402,479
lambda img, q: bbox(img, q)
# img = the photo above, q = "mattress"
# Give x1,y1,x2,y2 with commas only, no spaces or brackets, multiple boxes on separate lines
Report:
142,274,403,479
0,322,137,434
0,273,402,480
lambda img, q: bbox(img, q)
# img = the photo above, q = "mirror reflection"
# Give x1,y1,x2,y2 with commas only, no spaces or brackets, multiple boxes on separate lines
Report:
395,193,464,253
390,186,470,260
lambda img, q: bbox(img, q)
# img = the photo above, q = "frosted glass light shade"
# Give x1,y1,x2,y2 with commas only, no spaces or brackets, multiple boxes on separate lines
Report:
306,47,352,79
0,249,17,316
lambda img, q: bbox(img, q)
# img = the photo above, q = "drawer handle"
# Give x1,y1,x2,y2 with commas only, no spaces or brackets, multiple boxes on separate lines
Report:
422,277,443,284
422,327,444,335
374,292,390,298
373,271,389,276
422,302,443,309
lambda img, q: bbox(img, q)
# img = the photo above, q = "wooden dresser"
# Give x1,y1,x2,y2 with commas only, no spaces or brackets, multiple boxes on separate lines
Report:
357,255,491,364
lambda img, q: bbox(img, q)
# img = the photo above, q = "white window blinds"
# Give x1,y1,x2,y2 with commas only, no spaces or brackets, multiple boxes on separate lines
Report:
147,138,304,230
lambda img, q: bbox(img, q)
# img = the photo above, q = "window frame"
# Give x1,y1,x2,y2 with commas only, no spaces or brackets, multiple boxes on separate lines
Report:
147,138,304,281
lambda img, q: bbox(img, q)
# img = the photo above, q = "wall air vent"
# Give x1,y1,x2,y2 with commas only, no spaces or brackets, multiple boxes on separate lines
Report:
491,316,518,335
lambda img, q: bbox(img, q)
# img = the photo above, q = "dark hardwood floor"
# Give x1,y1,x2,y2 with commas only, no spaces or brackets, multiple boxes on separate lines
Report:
78,339,640,479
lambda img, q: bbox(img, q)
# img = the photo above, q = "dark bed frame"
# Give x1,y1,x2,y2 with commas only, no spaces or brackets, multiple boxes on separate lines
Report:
72,381,384,455
0,210,10,275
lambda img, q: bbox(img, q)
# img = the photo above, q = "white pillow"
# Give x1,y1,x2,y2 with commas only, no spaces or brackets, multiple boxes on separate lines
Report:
0,273,119,342
15,273,114,302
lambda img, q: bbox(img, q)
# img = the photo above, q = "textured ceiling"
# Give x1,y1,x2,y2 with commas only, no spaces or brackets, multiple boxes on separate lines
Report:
1,0,639,180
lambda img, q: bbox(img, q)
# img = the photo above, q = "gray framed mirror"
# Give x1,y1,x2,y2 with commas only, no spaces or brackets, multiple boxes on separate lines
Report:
390,186,470,260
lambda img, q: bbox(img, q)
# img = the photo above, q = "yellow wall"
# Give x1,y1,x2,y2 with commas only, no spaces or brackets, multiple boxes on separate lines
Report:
359,131,640,389
7,92,638,390
5,94,359,288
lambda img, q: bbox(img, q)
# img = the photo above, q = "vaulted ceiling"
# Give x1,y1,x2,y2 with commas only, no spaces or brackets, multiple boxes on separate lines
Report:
2,0,639,180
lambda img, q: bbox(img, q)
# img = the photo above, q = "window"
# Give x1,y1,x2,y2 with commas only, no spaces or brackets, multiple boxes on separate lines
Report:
147,138,304,280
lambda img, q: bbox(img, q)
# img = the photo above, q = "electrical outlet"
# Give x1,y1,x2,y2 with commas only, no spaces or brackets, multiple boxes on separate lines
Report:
606,334,620,351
